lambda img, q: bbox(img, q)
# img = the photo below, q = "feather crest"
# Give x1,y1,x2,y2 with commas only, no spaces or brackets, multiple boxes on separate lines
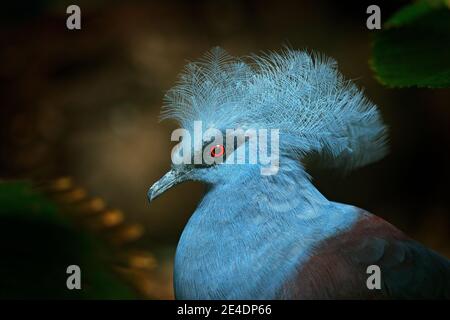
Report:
161,47,387,170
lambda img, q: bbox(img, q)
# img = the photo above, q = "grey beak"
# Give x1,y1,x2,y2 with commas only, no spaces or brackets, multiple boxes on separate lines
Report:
147,169,185,202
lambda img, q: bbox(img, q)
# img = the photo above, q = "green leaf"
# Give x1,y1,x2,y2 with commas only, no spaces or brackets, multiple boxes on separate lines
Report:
385,0,446,27
0,181,137,299
371,1,450,88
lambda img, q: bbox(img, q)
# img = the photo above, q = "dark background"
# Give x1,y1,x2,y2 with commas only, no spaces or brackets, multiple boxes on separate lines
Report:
0,0,449,298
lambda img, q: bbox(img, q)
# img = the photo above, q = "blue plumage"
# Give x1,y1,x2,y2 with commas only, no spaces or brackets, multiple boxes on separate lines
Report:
148,47,450,299
162,47,387,171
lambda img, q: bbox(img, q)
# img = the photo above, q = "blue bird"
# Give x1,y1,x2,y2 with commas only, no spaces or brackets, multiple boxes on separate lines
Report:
148,47,450,299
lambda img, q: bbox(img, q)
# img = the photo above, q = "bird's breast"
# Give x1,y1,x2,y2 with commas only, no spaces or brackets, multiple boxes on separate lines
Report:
173,194,359,299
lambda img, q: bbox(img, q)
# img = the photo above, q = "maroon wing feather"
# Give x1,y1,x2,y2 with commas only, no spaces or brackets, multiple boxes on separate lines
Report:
280,211,450,299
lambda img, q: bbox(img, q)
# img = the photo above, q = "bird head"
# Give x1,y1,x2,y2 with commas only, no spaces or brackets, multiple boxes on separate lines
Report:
148,47,387,202
147,123,272,202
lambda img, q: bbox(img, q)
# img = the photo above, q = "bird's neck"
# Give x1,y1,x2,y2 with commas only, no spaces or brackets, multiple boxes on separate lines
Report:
174,158,358,299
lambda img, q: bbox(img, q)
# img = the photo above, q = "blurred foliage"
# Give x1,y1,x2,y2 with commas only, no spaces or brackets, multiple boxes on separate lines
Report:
371,0,450,88
0,181,137,299
0,0,448,299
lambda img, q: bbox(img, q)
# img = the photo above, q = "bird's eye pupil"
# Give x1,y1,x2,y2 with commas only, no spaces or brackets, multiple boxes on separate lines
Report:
210,144,224,158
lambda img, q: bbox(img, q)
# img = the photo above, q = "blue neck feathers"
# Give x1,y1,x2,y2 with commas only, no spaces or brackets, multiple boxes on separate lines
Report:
174,157,359,299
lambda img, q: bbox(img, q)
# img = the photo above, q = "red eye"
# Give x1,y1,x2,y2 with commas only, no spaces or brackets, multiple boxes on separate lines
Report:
210,144,224,157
